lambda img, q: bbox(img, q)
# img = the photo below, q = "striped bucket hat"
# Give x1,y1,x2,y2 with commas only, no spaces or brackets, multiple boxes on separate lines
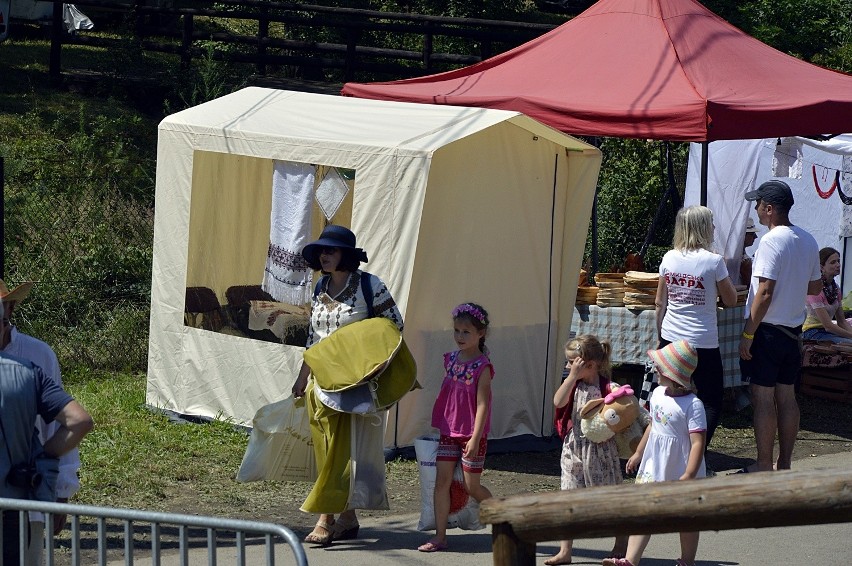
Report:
647,340,697,389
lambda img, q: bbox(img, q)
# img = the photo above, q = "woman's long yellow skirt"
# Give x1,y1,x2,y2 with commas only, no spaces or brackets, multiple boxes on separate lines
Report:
300,382,388,513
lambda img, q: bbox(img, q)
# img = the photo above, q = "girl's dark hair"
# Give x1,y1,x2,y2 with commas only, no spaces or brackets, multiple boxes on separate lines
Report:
305,247,362,273
452,302,490,353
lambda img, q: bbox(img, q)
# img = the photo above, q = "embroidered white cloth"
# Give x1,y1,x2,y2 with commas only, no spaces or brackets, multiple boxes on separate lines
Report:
771,137,803,178
262,161,315,305
248,300,309,340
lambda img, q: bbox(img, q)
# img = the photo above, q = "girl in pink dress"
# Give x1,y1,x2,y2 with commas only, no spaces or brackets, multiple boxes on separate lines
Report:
418,302,494,553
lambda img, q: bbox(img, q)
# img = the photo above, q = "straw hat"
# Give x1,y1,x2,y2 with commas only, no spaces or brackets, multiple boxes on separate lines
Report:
647,340,697,388
745,217,758,234
0,280,34,304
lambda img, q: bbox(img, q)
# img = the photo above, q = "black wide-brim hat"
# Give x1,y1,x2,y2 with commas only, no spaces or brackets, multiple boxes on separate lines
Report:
302,224,369,265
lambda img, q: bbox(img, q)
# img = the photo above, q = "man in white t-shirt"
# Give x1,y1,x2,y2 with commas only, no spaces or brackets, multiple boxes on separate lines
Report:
739,180,821,474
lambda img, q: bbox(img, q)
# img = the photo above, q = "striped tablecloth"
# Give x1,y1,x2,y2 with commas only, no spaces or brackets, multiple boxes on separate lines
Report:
570,304,747,388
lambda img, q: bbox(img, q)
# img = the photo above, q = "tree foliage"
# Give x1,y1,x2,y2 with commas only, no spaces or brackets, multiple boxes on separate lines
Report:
704,0,851,72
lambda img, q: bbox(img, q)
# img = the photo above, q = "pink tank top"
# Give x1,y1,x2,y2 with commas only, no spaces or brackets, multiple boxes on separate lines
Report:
430,350,494,437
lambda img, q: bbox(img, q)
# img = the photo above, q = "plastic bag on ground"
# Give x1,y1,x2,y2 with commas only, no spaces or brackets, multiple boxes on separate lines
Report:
415,436,483,531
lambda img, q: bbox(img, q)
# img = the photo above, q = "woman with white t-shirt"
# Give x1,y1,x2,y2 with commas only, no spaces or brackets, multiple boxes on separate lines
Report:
655,206,738,449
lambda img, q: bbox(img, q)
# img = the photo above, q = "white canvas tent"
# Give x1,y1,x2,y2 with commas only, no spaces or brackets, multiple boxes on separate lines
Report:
684,135,852,303
146,87,602,449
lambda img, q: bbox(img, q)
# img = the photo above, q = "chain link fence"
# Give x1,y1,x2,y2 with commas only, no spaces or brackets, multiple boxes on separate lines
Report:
2,157,153,372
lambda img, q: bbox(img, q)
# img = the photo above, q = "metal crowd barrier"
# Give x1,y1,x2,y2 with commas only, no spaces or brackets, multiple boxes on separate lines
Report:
0,497,308,566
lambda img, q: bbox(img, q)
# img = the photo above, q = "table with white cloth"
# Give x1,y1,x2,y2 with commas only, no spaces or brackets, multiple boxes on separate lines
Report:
570,304,746,388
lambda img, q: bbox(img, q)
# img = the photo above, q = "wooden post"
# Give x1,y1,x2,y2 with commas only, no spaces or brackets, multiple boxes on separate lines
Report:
181,13,194,70
480,38,492,61
492,523,535,566
134,0,145,39
257,3,269,76
422,21,433,73
49,0,63,86
481,468,852,566
345,27,359,82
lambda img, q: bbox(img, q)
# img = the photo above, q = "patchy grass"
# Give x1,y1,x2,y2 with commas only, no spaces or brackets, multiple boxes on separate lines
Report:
64,369,310,516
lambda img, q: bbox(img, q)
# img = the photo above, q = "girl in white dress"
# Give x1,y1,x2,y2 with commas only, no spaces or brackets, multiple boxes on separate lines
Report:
603,340,707,566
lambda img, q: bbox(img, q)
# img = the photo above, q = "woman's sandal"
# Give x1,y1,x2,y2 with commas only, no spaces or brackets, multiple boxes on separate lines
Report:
304,520,334,546
331,517,360,541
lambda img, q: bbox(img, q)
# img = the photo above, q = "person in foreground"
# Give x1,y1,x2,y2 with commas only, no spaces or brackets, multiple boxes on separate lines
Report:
738,180,820,474
0,297,94,565
802,247,852,344
418,302,493,553
546,334,627,566
291,225,404,546
655,205,737,451
603,340,706,566
0,280,83,564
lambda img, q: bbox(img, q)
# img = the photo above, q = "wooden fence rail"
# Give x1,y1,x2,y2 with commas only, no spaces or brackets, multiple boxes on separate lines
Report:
480,467,852,566
46,0,557,84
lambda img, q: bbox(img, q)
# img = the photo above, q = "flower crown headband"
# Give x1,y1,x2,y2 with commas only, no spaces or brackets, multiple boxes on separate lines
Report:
452,303,487,325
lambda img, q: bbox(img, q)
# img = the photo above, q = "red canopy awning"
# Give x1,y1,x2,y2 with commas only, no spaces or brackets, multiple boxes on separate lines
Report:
343,0,852,142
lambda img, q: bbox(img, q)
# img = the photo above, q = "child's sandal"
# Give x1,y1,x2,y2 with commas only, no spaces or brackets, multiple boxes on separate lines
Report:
417,538,448,552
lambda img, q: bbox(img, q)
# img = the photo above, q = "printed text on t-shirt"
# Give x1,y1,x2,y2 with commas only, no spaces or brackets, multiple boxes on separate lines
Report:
665,272,706,305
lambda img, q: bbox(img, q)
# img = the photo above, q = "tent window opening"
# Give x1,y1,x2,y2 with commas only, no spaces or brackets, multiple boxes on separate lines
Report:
182,151,355,346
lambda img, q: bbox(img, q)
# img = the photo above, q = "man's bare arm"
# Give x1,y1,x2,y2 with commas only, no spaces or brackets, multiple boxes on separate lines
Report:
42,401,94,458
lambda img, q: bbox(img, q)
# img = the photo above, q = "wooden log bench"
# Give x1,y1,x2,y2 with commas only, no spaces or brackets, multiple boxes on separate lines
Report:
479,468,852,566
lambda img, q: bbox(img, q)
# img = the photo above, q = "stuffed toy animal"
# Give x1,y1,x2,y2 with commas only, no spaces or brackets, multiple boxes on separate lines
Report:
579,383,651,459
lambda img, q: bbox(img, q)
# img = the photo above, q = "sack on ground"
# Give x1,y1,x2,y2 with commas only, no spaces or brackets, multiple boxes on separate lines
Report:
415,436,483,531
237,395,317,483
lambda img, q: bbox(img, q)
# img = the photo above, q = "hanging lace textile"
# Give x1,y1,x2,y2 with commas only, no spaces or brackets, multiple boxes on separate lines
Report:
262,161,315,305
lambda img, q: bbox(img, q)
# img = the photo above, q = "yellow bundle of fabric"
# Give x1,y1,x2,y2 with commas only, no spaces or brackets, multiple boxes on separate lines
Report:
303,317,418,414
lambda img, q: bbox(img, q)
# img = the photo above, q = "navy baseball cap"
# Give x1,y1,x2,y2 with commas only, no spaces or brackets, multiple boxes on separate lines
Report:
744,180,794,208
